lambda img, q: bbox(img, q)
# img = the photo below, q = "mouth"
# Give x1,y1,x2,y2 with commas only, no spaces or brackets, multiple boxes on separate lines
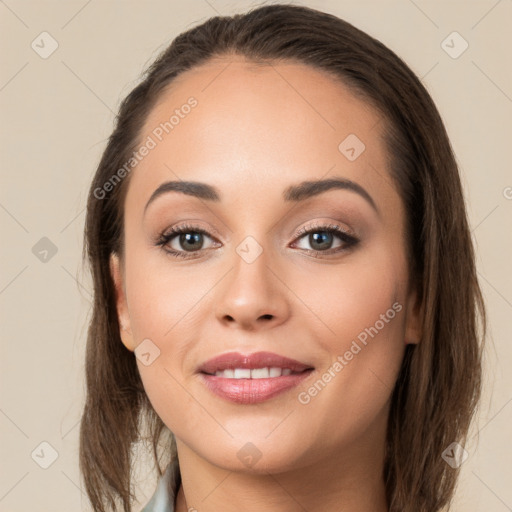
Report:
197,351,315,404
197,350,315,376
204,367,309,378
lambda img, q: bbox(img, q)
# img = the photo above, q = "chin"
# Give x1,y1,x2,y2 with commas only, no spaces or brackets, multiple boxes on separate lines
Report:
194,435,312,475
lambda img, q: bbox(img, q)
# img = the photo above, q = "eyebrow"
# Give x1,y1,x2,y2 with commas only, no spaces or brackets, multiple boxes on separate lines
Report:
143,176,379,215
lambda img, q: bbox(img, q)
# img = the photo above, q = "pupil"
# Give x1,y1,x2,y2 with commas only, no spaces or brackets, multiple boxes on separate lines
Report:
310,232,332,250
181,232,203,251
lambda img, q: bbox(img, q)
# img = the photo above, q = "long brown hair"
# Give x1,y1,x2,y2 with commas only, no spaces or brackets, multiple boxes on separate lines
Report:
80,4,486,511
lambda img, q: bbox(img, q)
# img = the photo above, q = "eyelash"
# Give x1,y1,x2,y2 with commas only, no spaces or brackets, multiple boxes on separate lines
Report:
155,222,359,260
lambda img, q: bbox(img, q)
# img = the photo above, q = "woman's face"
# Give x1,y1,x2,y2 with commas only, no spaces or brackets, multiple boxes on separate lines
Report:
111,57,422,474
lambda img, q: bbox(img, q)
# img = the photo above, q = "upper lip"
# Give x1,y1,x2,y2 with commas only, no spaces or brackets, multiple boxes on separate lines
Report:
197,351,314,375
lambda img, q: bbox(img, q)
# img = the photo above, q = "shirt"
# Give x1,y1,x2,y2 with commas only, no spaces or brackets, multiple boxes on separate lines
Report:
141,458,181,512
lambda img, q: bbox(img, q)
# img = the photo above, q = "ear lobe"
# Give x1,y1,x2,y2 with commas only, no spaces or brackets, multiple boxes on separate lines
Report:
110,253,136,352
404,287,423,345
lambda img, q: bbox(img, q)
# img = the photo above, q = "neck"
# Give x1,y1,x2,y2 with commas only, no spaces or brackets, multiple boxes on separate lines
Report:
173,410,389,512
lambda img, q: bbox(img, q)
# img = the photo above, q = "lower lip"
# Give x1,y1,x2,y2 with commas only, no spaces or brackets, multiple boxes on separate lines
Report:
199,370,314,404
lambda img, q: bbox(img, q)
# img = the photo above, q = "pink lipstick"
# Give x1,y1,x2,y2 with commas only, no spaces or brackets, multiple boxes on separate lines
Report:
197,351,315,404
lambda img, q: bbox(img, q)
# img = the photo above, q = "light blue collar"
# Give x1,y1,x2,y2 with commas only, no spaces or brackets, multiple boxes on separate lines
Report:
142,459,180,512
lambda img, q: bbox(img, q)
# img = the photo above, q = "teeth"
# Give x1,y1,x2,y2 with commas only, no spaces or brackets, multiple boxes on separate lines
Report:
269,367,281,377
234,368,251,379
213,367,294,379
251,367,270,378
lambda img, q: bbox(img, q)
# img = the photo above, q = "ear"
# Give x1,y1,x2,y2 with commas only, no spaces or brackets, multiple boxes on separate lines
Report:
110,253,136,352
404,286,423,345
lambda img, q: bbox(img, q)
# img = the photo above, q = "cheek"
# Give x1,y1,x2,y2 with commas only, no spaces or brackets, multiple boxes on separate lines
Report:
289,248,408,415
288,244,407,350
123,245,211,344
136,362,212,445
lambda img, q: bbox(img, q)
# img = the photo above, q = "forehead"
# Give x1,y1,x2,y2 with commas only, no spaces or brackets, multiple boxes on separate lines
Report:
125,56,394,216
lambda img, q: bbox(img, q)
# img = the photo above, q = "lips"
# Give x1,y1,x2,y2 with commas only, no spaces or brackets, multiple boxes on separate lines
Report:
197,351,314,376
197,351,315,404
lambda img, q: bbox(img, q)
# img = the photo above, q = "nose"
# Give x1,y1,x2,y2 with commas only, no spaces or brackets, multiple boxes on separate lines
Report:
215,249,290,332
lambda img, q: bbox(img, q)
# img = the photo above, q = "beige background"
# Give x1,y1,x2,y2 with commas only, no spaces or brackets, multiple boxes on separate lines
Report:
0,0,511,511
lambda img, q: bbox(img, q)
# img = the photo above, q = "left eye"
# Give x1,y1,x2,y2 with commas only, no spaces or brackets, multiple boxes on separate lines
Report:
291,224,359,254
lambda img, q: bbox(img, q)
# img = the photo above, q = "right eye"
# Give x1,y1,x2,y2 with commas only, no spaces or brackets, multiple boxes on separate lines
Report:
156,223,220,259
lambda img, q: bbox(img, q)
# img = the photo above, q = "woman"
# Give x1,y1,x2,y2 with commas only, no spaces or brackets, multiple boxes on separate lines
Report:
80,4,486,511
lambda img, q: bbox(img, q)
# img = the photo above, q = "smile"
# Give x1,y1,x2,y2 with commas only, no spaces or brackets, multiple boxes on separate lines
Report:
211,367,296,378
196,350,315,403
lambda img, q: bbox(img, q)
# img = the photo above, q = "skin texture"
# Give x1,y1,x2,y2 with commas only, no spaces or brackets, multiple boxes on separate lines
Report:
110,56,422,512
